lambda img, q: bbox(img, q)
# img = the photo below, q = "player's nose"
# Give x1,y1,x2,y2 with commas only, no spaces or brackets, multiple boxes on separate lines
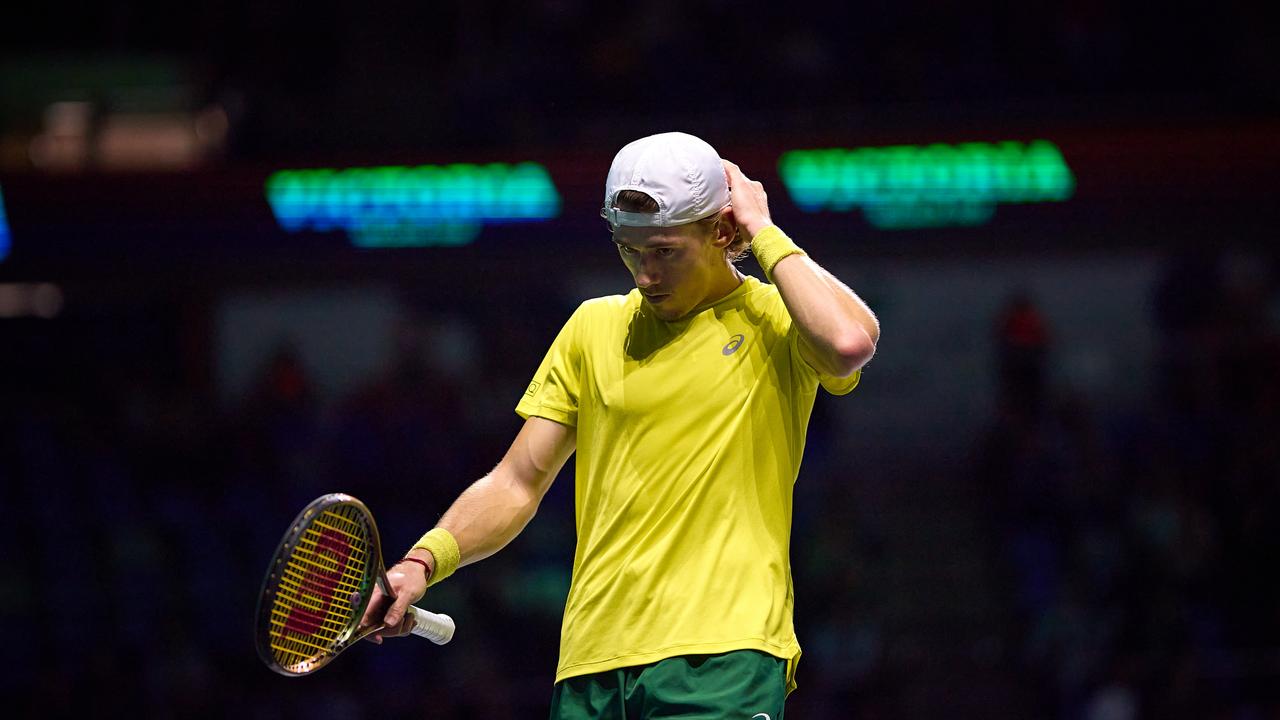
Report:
636,255,664,287
634,266,658,288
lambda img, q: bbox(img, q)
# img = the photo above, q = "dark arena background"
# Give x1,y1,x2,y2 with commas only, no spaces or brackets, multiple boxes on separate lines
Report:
3,2,1279,718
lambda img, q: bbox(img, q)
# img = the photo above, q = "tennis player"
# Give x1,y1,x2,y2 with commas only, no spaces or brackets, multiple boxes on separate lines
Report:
363,132,879,718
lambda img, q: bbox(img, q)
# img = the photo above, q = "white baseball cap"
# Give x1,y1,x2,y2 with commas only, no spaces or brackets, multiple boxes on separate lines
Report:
600,131,731,230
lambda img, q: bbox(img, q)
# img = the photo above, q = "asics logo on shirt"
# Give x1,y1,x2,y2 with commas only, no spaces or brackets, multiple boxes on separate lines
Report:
722,333,746,355
751,714,772,720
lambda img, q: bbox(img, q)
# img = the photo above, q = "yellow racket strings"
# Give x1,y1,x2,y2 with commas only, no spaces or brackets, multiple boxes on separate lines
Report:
268,505,372,669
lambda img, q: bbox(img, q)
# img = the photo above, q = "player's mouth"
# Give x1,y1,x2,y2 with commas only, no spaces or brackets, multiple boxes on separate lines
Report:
642,292,671,304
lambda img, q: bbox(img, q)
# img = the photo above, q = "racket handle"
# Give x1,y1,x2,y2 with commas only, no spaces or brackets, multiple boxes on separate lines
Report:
407,606,455,645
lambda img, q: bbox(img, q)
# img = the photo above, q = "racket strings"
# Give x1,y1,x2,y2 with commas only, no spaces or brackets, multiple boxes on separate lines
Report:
266,504,375,670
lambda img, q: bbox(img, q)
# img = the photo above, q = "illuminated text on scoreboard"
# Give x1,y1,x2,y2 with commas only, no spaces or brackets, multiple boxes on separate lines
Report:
777,140,1075,230
265,162,561,247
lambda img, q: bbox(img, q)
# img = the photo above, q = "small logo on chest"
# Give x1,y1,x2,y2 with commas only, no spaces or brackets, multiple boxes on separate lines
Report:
722,333,746,356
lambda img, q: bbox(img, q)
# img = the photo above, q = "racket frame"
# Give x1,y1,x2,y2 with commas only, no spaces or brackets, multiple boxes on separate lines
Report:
255,493,392,676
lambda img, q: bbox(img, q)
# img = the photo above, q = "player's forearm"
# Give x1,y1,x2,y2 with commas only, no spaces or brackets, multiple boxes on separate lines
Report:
409,417,575,579
433,467,542,568
769,250,879,377
726,160,878,377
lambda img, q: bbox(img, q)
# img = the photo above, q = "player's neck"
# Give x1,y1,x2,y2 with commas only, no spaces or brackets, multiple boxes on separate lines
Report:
692,265,746,313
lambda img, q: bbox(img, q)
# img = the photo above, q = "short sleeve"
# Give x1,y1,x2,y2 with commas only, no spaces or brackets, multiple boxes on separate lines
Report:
515,303,588,426
788,324,862,396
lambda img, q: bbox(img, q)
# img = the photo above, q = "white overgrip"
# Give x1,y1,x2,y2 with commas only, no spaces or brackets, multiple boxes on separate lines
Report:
407,606,456,645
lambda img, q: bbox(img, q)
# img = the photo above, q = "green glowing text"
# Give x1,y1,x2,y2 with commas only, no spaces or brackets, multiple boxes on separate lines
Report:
265,162,561,247
777,140,1075,229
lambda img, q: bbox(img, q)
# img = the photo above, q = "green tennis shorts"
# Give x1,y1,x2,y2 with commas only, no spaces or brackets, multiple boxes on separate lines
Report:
549,650,787,719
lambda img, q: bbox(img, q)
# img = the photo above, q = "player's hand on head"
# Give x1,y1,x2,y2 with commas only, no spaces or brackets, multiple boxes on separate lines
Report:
722,159,773,240
361,555,431,644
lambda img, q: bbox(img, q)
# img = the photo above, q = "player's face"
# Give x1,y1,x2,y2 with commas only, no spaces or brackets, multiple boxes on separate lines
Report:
612,221,726,321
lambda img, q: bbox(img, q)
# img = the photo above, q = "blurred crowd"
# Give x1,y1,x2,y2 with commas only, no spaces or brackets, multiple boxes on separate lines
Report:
2,247,1277,718
969,250,1280,719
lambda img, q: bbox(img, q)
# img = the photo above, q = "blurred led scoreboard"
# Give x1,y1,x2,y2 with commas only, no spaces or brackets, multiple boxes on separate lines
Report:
258,140,1075,249
778,140,1075,229
265,162,562,248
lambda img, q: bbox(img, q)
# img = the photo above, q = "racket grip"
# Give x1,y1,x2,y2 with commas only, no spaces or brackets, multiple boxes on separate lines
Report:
407,606,455,645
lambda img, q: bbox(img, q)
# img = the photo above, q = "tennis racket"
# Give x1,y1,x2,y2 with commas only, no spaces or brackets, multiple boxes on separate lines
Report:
255,492,455,676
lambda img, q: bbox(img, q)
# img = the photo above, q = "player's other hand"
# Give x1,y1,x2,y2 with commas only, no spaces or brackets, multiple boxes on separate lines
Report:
360,550,432,644
722,160,773,240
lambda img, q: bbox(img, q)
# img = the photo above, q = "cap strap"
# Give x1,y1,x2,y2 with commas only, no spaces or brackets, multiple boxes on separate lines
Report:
600,206,667,229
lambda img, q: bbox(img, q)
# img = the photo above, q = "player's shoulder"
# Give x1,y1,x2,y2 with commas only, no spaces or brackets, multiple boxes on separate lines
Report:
564,291,640,332
740,275,780,300
738,275,789,319
576,290,641,316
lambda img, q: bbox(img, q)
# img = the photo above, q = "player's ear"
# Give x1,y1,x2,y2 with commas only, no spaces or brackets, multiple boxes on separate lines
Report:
711,210,735,249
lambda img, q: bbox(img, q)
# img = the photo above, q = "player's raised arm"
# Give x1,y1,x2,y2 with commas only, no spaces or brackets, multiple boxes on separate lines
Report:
363,416,576,641
723,159,879,378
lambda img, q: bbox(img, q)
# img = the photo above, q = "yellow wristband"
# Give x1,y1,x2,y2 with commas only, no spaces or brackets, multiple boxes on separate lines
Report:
411,528,460,588
750,225,805,279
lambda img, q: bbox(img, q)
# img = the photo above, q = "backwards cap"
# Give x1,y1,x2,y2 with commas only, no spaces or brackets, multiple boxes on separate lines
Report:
600,132,731,230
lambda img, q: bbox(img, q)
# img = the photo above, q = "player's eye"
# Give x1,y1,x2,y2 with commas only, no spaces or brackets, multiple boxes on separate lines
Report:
656,248,675,257
618,245,638,255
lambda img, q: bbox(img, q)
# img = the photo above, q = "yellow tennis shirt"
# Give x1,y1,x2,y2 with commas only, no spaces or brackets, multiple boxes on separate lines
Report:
515,275,860,690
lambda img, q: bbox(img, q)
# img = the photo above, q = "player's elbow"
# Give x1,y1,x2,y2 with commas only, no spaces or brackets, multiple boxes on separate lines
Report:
830,327,876,377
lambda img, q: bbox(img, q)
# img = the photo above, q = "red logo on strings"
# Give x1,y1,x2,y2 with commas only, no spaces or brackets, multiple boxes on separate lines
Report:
284,527,353,635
